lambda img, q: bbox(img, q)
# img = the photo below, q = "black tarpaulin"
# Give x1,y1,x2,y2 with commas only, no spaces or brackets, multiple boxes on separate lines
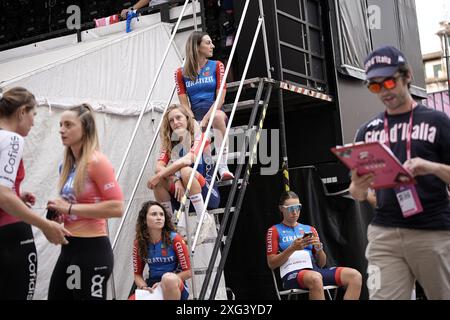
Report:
337,0,372,71
334,0,427,97
224,167,373,299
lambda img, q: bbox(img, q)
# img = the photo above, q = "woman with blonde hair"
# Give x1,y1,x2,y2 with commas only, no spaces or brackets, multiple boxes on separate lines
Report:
147,104,218,242
132,200,191,300
47,103,124,300
175,31,234,181
0,87,70,300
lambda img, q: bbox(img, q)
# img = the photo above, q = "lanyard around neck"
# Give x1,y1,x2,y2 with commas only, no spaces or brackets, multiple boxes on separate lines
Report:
383,102,417,160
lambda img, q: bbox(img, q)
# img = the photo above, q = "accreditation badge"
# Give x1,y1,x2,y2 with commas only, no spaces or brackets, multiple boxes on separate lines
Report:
394,184,423,218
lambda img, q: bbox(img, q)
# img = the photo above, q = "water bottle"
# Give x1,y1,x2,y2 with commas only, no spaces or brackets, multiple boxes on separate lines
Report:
126,10,138,33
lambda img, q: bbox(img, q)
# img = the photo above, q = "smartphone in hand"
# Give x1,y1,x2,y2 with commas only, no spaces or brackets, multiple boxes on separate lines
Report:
46,209,58,221
303,232,313,238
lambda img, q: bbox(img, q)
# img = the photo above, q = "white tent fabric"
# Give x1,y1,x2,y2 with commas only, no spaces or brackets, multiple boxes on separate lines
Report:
0,10,227,300
1,22,179,114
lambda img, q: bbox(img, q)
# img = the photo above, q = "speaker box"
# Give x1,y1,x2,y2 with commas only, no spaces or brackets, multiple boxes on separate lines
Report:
232,0,329,91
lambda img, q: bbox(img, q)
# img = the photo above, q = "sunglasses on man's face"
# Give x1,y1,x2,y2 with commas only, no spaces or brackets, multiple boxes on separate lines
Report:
366,76,401,93
283,204,302,213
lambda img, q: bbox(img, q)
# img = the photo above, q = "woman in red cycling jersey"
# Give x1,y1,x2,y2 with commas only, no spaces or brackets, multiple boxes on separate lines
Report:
47,103,124,300
0,87,69,300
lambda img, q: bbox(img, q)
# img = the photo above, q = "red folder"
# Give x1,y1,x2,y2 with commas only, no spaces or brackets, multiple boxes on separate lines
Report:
331,141,415,190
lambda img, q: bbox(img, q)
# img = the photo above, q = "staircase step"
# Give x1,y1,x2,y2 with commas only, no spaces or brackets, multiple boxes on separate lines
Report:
222,99,263,113
217,179,243,188
212,152,250,162
188,207,235,217
226,77,262,91
193,267,219,275
228,125,257,137
209,207,235,215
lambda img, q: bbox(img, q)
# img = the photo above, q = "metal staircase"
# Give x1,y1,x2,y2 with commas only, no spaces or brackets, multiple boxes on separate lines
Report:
196,77,274,299
110,0,327,300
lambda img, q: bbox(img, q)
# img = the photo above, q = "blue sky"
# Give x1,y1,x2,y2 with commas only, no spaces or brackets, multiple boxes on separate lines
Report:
415,0,450,54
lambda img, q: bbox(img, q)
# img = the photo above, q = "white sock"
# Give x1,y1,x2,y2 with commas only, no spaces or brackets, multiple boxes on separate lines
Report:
213,131,229,173
161,201,174,222
189,193,205,223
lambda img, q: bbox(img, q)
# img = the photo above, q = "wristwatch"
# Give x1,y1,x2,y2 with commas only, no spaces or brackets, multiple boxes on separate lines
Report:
314,242,324,252
174,171,182,182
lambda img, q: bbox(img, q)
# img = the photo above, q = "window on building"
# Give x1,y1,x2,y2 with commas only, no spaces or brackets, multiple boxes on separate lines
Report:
434,63,443,79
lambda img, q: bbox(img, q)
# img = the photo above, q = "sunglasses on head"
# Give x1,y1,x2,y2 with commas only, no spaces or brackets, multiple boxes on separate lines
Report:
366,75,401,93
283,204,302,213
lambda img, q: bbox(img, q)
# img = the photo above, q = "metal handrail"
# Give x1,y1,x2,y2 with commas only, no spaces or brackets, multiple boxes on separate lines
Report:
115,0,191,181
109,0,193,299
192,17,264,253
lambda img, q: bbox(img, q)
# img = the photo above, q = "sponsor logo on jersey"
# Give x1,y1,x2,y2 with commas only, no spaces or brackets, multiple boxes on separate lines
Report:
185,76,214,88
20,238,34,245
91,274,105,298
103,182,115,191
3,135,20,175
266,228,273,253
367,119,383,128
133,244,139,273
27,252,37,300
147,256,176,264
281,235,302,243
175,241,188,270
364,122,437,144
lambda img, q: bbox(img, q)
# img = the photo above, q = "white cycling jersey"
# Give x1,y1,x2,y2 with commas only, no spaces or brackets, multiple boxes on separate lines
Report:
0,129,24,189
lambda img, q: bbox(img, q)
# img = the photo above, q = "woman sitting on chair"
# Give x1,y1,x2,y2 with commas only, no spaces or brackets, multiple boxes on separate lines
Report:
266,191,362,300
132,201,191,300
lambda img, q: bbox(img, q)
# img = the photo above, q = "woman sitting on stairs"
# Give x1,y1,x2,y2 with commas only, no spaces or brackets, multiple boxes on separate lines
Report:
147,104,218,243
131,200,191,300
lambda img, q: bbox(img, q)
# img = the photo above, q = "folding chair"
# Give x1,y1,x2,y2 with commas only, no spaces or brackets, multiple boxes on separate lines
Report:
271,269,338,300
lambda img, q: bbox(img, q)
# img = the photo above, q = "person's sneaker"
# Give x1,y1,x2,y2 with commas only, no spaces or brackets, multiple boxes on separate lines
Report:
193,212,216,245
219,167,235,181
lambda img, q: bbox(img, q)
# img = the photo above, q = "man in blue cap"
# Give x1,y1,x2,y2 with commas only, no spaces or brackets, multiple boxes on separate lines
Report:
349,46,450,299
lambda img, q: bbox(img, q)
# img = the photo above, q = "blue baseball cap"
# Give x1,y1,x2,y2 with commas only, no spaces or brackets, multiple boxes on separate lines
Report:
364,46,407,80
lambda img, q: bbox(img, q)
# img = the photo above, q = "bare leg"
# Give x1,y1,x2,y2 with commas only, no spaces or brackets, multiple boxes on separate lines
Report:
301,271,325,300
160,273,182,300
339,268,362,300
153,177,171,202
180,167,202,195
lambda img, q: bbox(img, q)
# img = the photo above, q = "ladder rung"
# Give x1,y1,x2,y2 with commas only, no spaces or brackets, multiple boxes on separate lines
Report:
216,179,243,188
209,207,235,215
188,207,235,217
212,152,249,162
228,125,257,137
194,237,216,244
222,100,263,113
226,77,262,90
193,267,218,275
